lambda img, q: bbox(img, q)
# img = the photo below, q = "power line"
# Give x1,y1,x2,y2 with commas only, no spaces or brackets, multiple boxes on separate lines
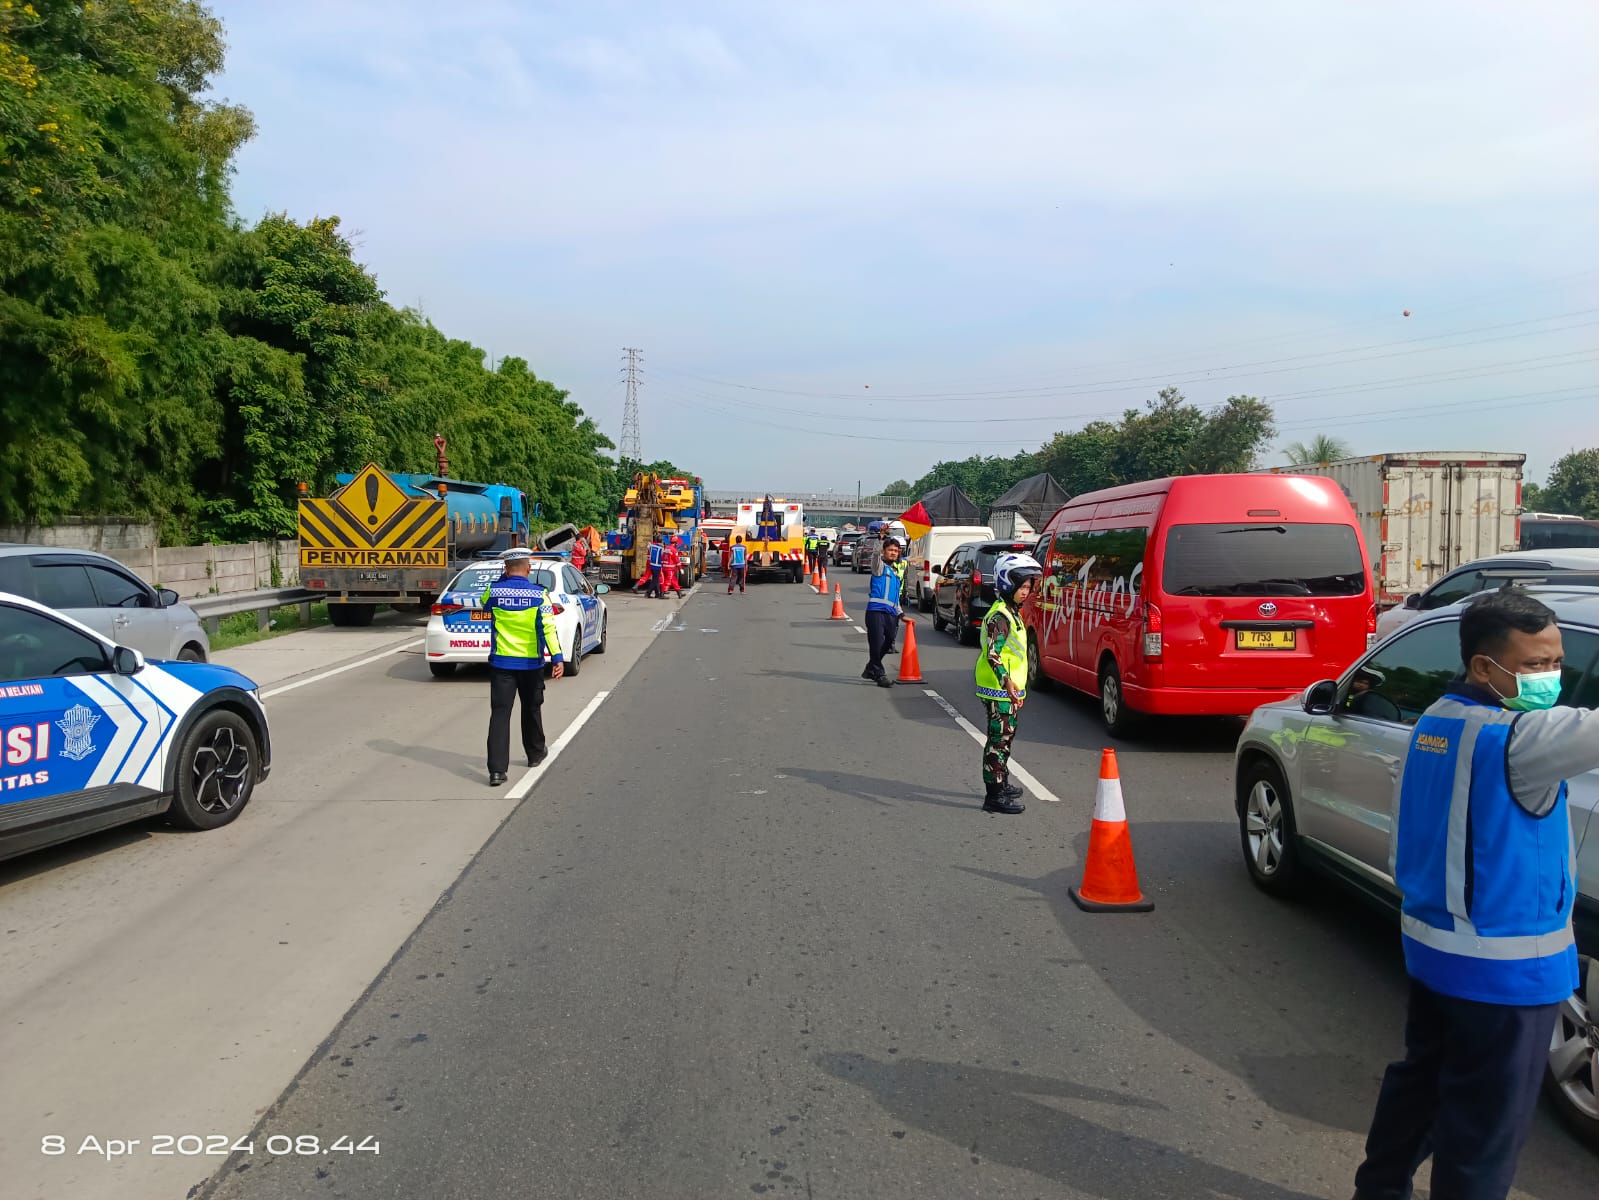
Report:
619,347,643,461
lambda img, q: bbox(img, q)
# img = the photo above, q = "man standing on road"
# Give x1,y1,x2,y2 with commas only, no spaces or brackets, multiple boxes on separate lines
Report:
817,533,831,573
645,534,665,599
720,537,733,581
663,535,683,595
804,529,819,576
1353,589,1599,1200
570,534,588,576
862,536,907,688
480,548,563,787
727,535,748,594
975,553,1041,814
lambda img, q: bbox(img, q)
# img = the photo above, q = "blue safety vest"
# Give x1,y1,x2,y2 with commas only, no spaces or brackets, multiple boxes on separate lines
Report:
866,560,905,615
648,543,664,569
730,544,747,568
1393,693,1579,1006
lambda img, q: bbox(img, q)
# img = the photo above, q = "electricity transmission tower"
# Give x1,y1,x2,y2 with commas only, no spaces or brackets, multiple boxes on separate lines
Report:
619,347,643,461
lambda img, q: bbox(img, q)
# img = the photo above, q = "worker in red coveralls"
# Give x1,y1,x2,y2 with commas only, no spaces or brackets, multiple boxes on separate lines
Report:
663,535,683,594
720,538,733,580
570,535,588,576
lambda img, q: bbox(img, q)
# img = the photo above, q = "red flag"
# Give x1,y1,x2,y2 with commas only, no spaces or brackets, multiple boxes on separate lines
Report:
898,502,933,541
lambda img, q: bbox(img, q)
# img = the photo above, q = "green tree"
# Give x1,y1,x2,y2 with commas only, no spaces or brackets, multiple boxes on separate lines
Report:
1532,449,1599,517
1284,434,1352,465
880,479,912,496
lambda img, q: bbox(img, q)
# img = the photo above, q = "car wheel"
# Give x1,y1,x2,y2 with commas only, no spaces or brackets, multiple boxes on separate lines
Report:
166,709,258,831
564,625,583,676
178,643,206,663
932,604,949,633
428,662,456,678
918,589,933,614
957,604,979,646
593,614,609,654
1099,659,1140,737
1545,954,1599,1148
328,603,375,628
1026,633,1049,692
1237,757,1303,895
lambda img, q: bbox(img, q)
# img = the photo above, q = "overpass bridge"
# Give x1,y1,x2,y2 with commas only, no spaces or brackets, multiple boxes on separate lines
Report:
702,491,910,521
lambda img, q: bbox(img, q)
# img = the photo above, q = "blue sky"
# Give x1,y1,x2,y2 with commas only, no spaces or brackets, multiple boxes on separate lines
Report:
209,0,1598,493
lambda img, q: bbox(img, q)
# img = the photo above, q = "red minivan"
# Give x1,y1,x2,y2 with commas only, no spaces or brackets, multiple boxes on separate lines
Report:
1023,473,1374,735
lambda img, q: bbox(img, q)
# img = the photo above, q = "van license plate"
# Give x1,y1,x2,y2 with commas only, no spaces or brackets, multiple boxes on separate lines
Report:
1236,630,1296,651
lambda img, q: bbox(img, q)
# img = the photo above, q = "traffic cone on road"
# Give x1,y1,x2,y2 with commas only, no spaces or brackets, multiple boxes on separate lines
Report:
895,616,925,683
1069,749,1154,913
811,564,823,591
829,584,848,621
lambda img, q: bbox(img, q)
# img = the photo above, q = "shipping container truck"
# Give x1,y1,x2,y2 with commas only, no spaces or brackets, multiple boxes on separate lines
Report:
1258,452,1525,607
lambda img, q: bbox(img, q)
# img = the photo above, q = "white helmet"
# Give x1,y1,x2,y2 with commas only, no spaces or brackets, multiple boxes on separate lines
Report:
993,552,1043,599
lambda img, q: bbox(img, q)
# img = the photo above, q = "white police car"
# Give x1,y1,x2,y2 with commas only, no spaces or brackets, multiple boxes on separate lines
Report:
424,557,609,679
0,592,271,863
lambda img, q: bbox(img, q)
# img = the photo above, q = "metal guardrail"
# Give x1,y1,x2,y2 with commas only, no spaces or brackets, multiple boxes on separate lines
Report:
188,587,316,636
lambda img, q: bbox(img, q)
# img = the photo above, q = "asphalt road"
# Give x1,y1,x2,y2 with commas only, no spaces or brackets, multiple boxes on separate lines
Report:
143,570,1592,1200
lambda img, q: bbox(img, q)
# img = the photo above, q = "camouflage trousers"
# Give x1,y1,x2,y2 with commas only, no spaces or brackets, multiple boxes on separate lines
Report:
982,699,1018,785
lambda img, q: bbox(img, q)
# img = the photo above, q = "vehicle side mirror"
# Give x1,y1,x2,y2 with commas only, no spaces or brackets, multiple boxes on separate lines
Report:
594,584,610,594
113,646,144,676
1303,678,1338,715
1403,593,1421,610
157,587,180,607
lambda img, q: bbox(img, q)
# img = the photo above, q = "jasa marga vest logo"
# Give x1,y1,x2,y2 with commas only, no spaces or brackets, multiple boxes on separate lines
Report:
56,704,100,762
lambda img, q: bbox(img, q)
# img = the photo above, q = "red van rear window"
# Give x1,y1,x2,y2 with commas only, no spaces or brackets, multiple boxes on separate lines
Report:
1162,523,1365,597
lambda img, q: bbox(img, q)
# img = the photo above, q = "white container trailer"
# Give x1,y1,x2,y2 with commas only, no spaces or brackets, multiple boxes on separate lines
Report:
1257,452,1525,607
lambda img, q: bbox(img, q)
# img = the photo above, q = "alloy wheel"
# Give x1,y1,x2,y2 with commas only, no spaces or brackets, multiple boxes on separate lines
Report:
192,726,251,814
1245,779,1285,877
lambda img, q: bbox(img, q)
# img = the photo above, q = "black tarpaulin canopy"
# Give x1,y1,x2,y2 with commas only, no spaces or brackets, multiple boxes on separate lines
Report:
987,472,1069,527
917,484,983,525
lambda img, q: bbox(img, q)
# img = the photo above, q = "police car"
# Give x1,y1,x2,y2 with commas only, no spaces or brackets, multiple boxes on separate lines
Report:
424,557,609,679
0,592,271,864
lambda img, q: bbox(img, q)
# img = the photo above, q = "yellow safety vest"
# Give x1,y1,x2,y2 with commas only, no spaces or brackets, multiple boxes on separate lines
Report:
974,599,1027,702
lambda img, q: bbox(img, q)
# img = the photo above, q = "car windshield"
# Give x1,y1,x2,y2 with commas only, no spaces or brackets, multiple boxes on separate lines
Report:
449,565,558,594
976,545,1031,573
1162,523,1366,597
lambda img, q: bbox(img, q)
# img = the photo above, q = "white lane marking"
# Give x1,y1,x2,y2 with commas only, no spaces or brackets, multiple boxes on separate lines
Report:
507,689,611,799
259,639,425,699
853,625,867,634
924,688,1063,803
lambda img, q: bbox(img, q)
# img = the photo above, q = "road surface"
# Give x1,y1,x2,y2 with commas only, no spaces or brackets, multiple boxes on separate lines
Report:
4,576,1593,1199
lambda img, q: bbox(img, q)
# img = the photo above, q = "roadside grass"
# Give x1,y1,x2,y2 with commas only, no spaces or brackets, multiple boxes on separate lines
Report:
210,602,333,652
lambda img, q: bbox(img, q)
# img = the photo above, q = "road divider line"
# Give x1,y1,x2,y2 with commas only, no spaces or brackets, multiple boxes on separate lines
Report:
260,639,425,699
924,688,1063,803
853,625,866,634
507,690,611,799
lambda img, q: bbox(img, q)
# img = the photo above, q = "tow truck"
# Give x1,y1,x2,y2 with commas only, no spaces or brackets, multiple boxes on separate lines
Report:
597,473,706,588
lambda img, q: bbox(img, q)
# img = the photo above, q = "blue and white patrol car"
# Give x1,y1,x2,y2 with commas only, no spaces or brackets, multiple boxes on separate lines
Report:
0,592,271,864
424,557,610,679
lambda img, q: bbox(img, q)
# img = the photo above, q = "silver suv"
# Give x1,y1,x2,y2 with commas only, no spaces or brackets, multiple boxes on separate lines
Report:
1234,583,1599,1147
0,545,209,662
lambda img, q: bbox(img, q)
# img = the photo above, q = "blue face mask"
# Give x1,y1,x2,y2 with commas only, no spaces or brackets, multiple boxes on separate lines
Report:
1490,660,1563,711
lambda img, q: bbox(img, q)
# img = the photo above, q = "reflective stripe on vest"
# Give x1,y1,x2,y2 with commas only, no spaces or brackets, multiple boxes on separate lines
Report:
975,599,1028,702
1393,695,1579,1006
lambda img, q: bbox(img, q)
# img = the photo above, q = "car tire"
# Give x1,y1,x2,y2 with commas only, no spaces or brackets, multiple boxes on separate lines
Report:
1026,633,1049,692
428,662,456,678
1545,953,1599,1149
564,625,583,677
957,604,979,647
328,603,375,628
1236,756,1304,896
593,614,609,654
932,605,949,633
1098,658,1140,738
918,589,933,614
178,644,206,663
165,708,259,831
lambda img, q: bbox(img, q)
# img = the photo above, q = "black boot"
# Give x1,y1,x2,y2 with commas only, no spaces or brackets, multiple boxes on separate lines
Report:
1000,781,1024,800
982,782,1024,814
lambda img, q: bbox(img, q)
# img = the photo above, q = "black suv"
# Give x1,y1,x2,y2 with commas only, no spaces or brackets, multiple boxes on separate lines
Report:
931,539,1035,646
834,531,864,567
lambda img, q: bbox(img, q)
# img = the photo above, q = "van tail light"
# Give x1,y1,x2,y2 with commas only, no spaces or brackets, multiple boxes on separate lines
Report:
1142,601,1163,659
431,602,462,616
924,559,931,575
1366,604,1377,647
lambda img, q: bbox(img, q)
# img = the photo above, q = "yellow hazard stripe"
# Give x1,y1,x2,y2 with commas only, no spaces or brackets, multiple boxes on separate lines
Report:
299,502,361,549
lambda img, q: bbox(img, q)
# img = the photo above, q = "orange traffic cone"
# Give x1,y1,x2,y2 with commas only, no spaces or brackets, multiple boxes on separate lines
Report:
895,615,925,683
829,584,848,620
811,564,823,591
1069,749,1154,912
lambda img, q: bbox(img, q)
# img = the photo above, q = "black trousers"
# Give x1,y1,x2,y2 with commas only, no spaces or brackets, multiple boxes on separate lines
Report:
1353,979,1558,1200
864,610,897,679
487,667,546,773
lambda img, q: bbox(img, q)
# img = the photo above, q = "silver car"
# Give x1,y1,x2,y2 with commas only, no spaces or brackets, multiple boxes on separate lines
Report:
1235,584,1599,1147
0,545,209,662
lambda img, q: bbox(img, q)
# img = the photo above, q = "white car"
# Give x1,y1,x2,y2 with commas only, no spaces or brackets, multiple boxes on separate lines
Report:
1375,548,1599,641
424,558,609,679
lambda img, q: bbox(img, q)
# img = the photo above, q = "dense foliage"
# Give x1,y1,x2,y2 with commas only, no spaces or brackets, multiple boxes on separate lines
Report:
890,389,1277,506
1,0,617,543
1524,448,1599,518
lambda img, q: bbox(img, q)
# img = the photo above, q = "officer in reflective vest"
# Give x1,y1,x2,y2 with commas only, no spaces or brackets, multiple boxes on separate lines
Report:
645,534,665,599
974,553,1042,815
861,536,907,687
1354,590,1599,1200
804,530,819,574
480,548,564,787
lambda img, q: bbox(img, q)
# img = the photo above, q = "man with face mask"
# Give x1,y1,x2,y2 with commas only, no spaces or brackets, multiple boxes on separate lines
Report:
1353,588,1599,1200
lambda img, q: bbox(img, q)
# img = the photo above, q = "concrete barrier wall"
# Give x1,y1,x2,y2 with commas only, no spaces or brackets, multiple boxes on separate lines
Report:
0,518,156,553
0,521,298,599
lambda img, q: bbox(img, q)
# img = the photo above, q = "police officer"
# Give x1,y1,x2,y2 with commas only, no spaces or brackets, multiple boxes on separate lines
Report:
645,533,665,599
1353,589,1599,1200
480,548,564,787
861,536,907,687
816,532,831,572
804,528,819,575
975,552,1041,814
